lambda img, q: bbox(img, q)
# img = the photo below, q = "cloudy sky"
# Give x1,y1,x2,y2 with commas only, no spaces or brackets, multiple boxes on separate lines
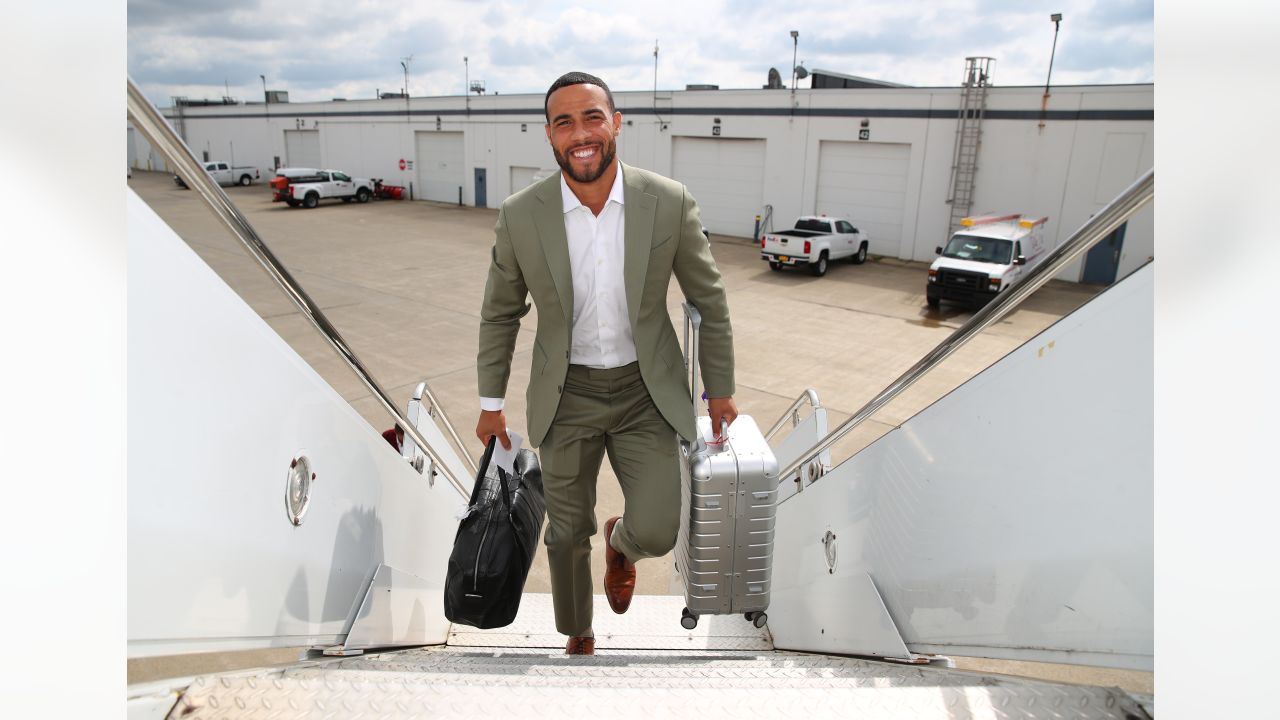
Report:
127,0,1153,106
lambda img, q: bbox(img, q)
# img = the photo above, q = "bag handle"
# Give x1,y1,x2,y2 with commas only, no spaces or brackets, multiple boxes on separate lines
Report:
470,436,515,510
497,457,513,510
469,436,497,506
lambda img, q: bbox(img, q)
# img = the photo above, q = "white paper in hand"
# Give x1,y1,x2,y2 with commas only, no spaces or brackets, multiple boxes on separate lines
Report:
493,429,523,476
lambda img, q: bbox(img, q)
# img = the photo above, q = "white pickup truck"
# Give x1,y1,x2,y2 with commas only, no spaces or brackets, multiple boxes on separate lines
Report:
173,161,260,188
271,168,375,208
759,216,869,276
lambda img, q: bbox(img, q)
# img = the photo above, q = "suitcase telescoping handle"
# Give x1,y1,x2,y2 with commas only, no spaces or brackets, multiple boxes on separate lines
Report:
682,302,702,407
683,302,730,445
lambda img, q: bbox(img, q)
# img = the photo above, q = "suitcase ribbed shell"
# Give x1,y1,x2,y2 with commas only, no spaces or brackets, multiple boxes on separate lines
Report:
676,415,779,618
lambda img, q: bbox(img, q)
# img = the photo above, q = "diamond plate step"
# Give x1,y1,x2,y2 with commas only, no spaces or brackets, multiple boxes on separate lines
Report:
292,648,957,689
168,645,1151,720
162,594,1150,719
322,647,922,676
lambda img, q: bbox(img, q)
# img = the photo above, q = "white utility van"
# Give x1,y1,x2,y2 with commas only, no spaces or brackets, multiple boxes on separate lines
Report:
927,214,1048,308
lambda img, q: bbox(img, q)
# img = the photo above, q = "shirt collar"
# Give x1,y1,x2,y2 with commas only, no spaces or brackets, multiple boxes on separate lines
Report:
560,163,625,214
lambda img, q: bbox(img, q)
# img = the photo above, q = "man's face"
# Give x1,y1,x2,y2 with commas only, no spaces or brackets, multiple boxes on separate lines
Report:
545,83,622,184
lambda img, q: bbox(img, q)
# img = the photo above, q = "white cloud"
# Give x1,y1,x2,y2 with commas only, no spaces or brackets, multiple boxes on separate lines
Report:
127,0,1153,104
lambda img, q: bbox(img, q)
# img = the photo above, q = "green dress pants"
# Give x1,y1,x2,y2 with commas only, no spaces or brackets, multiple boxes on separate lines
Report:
538,362,682,636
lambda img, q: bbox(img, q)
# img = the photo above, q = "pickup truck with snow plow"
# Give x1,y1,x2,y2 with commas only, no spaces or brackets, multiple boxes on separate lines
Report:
759,216,869,276
270,168,375,208
173,161,260,188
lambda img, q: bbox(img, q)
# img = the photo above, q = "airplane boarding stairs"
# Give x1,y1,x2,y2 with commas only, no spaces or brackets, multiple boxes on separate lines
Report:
126,79,1153,719
127,184,1152,718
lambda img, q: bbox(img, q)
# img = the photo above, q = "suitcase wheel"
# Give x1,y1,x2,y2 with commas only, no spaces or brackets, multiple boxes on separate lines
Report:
681,607,698,630
746,611,768,628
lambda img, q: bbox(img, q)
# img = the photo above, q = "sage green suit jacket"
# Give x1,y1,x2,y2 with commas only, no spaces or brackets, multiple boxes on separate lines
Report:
477,163,734,448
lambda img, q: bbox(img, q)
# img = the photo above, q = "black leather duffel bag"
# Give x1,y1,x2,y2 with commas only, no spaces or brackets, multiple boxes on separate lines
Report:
444,438,546,629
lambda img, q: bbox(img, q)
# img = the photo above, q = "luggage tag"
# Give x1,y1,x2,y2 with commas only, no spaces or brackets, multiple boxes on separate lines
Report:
492,429,524,475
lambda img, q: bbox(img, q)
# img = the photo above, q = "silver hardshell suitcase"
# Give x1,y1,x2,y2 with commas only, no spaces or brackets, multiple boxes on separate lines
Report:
674,303,780,630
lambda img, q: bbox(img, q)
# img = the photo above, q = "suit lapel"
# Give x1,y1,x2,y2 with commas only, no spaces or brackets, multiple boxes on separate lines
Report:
622,163,657,331
532,174,573,326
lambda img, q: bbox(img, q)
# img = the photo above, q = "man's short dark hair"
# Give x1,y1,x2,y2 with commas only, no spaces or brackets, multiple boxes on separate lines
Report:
544,72,615,121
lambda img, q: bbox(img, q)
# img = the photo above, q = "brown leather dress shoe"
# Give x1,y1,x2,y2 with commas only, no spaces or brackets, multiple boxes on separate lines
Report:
565,635,595,655
603,516,636,614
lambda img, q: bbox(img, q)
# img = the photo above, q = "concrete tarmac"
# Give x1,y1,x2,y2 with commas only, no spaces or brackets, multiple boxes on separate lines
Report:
127,171,1148,693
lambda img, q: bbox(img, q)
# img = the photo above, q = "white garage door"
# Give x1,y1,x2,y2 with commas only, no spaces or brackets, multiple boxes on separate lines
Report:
509,166,540,196
415,132,464,204
672,137,765,239
285,130,321,169
815,141,910,256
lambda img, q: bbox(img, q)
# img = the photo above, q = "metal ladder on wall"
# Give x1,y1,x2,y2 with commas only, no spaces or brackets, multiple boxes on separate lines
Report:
945,57,994,233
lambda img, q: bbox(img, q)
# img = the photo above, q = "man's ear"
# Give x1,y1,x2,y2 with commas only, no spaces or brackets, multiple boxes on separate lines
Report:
544,123,552,142
612,111,623,134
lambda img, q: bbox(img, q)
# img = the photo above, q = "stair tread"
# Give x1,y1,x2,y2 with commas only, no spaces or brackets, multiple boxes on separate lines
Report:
172,651,1149,720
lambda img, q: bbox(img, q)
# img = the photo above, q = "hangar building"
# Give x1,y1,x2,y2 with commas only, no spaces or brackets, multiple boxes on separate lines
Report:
128,72,1153,285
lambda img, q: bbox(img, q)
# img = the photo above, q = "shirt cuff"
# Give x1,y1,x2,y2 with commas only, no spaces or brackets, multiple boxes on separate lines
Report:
479,397,505,412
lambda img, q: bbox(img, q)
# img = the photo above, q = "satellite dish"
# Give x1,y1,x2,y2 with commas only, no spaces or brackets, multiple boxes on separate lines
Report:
794,65,809,80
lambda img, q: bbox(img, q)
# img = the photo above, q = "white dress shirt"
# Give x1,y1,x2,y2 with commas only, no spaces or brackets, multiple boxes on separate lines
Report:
480,167,635,411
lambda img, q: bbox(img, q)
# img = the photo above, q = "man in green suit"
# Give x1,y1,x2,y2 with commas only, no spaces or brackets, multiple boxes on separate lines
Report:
475,72,738,655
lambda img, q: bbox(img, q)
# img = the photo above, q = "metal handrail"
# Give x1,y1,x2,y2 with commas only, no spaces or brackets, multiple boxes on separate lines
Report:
408,381,479,477
777,168,1154,483
764,389,821,441
402,381,480,481
126,76,475,499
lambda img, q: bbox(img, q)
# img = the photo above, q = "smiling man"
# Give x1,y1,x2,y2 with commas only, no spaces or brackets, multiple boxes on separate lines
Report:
475,71,738,655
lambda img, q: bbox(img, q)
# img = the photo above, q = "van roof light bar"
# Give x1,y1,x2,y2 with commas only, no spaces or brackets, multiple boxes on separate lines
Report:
960,213,1022,227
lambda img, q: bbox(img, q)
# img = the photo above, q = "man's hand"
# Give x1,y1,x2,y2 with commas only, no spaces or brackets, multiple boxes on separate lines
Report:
476,409,511,450
707,397,739,441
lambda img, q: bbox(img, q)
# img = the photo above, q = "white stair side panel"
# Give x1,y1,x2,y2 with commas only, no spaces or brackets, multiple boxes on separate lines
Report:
771,264,1153,670
127,190,463,657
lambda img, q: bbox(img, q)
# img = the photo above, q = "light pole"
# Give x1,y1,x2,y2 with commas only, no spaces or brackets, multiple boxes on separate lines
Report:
653,39,659,104
464,56,470,116
790,30,799,92
400,57,412,122
259,74,269,168
1039,13,1063,129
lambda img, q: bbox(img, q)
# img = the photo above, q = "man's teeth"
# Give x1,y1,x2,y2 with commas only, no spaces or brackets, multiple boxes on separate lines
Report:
572,147,596,158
